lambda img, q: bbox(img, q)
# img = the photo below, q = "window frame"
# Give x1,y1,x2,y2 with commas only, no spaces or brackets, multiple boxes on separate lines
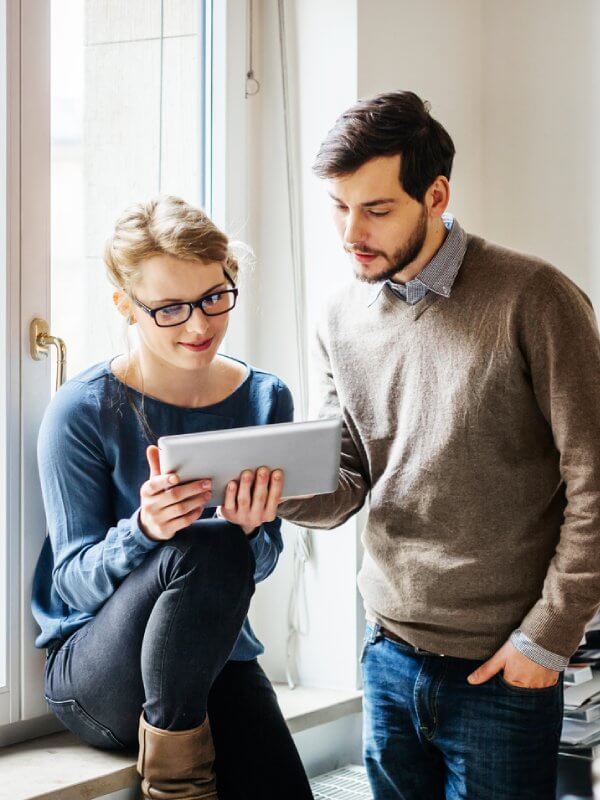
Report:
0,0,221,746
0,0,19,730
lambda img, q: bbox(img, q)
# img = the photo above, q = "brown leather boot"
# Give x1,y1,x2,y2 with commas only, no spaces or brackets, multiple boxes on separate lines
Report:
137,711,218,799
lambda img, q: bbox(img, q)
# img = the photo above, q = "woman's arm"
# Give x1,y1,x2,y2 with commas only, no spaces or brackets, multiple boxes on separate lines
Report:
37,382,159,615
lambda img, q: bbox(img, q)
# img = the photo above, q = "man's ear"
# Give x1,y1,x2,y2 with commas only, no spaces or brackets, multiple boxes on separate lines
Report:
113,290,135,324
426,176,450,218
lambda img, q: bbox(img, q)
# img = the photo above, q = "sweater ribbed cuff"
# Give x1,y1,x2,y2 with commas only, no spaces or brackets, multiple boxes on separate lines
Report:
509,629,569,671
518,601,587,659
130,508,161,550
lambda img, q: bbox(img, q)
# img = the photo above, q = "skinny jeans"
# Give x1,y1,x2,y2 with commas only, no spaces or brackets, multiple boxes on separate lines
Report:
44,519,313,799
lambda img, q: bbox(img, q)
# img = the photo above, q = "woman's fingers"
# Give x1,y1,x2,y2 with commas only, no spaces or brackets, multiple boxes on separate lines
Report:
160,480,212,509
157,491,211,523
141,473,179,497
223,480,238,513
213,468,285,530
251,467,270,512
146,445,161,477
164,506,207,537
264,470,284,520
142,475,211,500
237,470,255,511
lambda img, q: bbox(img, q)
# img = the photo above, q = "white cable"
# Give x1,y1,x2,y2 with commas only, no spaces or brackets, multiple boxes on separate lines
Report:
276,0,312,690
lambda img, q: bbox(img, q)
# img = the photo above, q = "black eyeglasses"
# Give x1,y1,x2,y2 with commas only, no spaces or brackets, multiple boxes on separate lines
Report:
133,287,239,327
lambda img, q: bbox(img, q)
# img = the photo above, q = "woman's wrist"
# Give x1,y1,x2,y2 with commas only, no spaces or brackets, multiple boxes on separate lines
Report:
137,509,158,542
215,506,258,536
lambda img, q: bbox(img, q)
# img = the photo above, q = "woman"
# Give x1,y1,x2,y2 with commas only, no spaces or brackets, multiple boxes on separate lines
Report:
31,196,313,799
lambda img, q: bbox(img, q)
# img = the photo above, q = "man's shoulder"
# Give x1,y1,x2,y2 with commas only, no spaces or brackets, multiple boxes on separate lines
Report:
466,233,548,277
464,233,590,300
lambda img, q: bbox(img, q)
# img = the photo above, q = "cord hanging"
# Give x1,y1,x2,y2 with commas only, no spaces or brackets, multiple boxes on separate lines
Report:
245,0,260,98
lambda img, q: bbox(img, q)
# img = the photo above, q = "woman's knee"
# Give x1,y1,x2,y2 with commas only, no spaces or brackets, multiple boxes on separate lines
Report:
170,519,255,591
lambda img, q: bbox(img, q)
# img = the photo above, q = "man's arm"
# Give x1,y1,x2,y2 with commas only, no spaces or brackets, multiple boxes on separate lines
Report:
470,269,600,688
470,266,600,687
278,323,370,529
514,268,600,657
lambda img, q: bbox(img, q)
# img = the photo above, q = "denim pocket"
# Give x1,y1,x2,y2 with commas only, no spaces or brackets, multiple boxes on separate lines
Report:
496,673,560,695
45,696,125,750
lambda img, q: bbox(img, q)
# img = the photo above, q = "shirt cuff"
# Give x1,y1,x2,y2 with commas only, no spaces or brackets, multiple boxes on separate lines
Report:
130,508,160,550
509,629,570,671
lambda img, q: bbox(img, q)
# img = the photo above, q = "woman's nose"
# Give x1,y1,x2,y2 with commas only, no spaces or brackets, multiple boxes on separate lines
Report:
185,306,211,335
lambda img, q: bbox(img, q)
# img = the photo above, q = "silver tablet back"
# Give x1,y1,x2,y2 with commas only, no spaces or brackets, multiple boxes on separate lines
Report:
158,417,342,507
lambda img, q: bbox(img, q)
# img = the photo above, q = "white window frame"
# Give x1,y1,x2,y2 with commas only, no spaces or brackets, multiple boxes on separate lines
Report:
0,0,19,724
208,0,252,361
0,0,19,731
0,0,223,747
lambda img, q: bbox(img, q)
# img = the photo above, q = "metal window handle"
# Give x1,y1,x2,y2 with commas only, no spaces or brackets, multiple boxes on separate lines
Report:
29,318,67,391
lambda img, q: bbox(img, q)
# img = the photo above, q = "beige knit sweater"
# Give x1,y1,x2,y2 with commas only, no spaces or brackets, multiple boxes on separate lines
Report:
279,234,600,660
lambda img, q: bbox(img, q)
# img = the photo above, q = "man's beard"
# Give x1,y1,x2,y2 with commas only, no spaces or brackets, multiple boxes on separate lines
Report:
353,207,428,285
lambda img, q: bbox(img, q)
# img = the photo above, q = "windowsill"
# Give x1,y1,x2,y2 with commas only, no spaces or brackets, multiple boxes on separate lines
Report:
0,684,363,800
274,683,362,733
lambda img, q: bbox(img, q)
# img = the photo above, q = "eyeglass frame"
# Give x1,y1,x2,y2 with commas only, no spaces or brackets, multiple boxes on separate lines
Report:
131,271,239,328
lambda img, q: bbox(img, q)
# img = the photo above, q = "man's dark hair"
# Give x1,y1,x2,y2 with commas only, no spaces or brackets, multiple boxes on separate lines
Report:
313,90,455,202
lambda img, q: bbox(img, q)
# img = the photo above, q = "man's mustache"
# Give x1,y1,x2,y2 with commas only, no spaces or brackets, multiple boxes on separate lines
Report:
344,244,389,262
345,245,379,256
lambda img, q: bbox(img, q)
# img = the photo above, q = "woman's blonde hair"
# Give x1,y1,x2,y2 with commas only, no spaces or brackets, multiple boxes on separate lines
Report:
104,195,244,443
104,195,240,296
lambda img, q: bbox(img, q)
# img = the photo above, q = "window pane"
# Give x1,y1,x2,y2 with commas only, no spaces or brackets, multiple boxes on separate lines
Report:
51,0,207,387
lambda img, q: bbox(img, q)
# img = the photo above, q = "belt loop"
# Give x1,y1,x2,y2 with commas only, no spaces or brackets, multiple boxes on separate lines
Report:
369,623,381,644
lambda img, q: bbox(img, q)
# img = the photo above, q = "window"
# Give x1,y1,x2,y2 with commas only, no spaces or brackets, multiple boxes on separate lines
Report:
3,0,213,741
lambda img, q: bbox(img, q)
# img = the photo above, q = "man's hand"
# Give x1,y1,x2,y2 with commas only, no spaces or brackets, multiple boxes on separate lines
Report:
467,640,560,688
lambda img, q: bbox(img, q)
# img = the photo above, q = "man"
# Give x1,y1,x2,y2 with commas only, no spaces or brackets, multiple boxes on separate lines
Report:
278,91,600,799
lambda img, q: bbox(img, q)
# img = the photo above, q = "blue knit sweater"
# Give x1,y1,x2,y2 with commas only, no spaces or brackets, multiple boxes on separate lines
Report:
31,356,293,659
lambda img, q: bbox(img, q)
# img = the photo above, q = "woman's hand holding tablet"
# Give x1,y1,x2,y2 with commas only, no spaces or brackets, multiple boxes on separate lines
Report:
216,467,285,535
158,417,342,507
138,446,213,542
140,447,286,540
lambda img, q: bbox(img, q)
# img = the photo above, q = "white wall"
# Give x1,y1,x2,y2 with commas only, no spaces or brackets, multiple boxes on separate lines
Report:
357,0,484,234
358,0,600,308
245,0,365,691
481,0,600,306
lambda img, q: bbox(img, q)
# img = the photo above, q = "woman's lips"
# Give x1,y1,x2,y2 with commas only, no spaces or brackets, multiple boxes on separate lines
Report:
179,337,214,352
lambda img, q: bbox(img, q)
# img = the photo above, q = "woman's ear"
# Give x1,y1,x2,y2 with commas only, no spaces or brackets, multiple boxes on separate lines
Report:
113,290,135,324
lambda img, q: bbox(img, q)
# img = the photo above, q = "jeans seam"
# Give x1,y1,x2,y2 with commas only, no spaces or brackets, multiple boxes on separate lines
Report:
429,662,445,740
413,659,427,739
156,549,189,729
44,695,126,749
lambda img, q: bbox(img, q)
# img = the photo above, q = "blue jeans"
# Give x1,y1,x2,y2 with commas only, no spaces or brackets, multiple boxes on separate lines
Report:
361,623,563,800
44,520,313,799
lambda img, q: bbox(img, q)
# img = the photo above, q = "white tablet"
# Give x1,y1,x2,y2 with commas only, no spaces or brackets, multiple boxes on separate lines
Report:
157,417,342,507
